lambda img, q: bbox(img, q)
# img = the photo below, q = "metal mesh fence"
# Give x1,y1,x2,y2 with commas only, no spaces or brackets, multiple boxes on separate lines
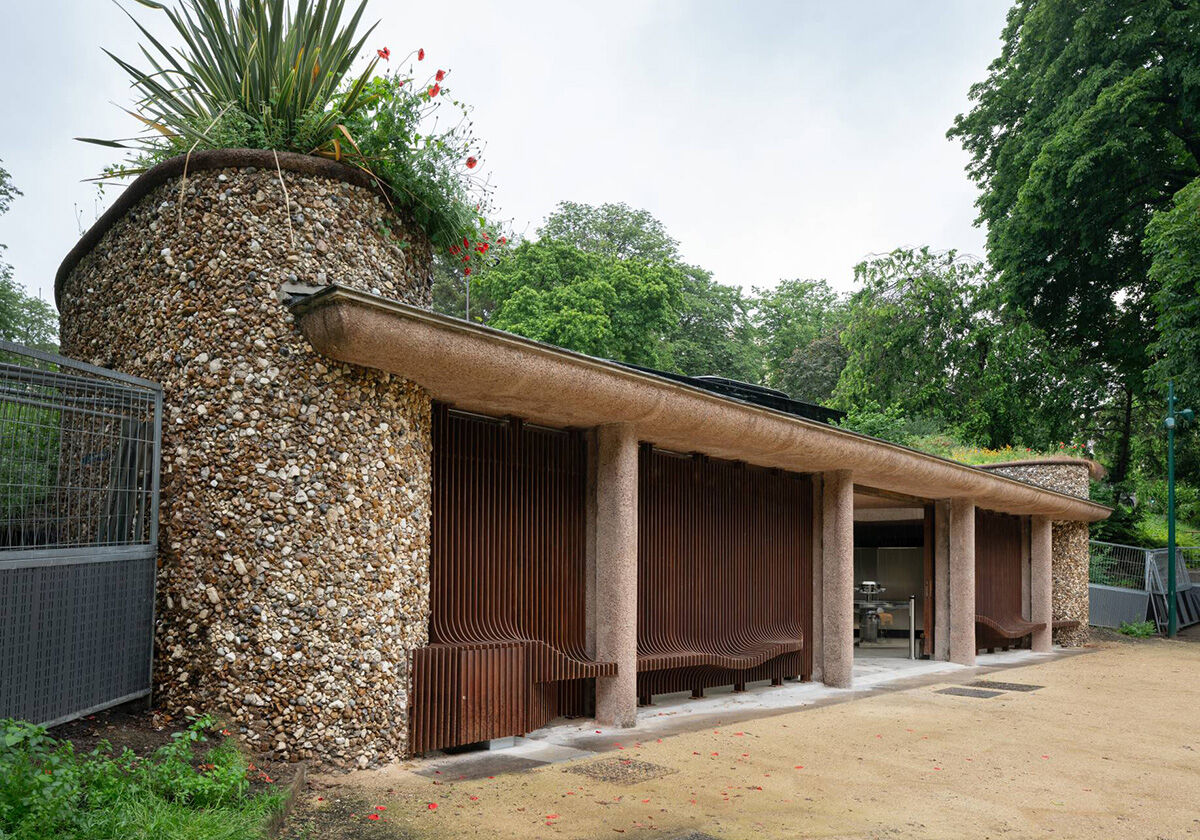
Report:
1088,541,1148,590
0,341,161,726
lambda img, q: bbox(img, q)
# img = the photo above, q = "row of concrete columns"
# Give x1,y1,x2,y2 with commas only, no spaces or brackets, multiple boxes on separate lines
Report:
590,441,1057,726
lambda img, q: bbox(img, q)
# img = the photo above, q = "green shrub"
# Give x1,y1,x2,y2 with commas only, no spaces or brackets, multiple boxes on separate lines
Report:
1118,620,1156,638
0,715,282,840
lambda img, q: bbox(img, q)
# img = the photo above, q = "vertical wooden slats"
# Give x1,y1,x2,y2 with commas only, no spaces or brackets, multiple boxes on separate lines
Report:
635,447,813,701
409,405,612,754
974,508,1025,650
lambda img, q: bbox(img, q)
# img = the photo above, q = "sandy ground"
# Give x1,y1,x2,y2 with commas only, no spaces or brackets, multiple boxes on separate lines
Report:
285,637,1200,840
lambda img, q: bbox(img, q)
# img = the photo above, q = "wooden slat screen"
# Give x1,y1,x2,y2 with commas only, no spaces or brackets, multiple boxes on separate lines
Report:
974,508,1026,649
409,405,614,753
636,447,813,701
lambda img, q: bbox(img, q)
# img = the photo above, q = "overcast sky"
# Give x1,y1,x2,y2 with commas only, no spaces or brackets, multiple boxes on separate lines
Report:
0,1,1011,307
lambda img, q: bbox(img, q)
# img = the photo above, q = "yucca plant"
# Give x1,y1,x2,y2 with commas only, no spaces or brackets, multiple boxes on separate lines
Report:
82,0,381,169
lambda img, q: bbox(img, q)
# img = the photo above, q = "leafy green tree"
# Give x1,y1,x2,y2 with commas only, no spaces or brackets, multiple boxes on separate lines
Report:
948,0,1200,478
754,279,846,393
668,266,760,381
538,201,679,263
473,240,682,366
833,248,1082,449
533,201,763,380
0,162,56,350
1147,177,1200,403
775,330,848,405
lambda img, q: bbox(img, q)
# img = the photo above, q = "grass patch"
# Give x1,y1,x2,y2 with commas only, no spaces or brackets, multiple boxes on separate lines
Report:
0,715,283,840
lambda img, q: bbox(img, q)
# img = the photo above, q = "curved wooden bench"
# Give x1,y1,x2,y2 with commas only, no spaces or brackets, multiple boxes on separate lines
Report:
976,613,1046,652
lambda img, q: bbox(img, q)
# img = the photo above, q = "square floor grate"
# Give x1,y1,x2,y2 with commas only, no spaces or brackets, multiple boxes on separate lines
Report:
565,757,678,784
966,680,1044,692
936,687,1004,698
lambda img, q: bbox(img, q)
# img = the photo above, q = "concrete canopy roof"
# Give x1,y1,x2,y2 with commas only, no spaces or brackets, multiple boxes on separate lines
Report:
290,285,1111,523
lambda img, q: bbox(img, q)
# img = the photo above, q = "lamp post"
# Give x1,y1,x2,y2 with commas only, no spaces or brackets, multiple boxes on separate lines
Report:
1164,381,1194,638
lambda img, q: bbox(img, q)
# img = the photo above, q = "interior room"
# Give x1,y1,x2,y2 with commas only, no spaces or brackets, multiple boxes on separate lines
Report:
852,490,933,659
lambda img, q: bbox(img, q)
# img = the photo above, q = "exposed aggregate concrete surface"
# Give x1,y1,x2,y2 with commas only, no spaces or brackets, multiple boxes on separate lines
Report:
59,163,435,767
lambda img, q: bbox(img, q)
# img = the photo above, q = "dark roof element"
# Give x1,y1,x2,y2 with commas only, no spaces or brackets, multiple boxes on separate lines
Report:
619,364,845,425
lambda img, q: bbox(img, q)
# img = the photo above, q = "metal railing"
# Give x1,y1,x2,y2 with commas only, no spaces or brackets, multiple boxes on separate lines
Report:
1089,540,1198,634
0,341,162,726
1088,541,1149,590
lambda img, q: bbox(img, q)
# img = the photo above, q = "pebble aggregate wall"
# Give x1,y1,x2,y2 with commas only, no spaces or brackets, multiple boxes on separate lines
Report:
58,154,434,767
981,461,1093,646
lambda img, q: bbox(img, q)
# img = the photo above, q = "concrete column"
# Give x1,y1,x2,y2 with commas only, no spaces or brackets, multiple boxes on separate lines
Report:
1031,516,1053,652
933,500,951,661
594,423,638,727
949,498,976,666
810,474,824,682
821,470,854,688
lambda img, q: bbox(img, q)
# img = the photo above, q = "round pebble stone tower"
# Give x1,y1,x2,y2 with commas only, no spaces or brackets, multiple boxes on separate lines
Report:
57,150,435,767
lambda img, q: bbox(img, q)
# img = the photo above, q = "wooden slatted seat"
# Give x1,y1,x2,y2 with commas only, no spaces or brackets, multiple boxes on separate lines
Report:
975,613,1045,640
635,448,813,702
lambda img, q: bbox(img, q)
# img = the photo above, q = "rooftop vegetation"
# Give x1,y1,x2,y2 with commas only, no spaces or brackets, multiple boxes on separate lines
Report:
83,0,498,257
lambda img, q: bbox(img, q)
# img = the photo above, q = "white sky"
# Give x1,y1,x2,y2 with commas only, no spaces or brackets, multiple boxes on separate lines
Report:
0,0,1010,307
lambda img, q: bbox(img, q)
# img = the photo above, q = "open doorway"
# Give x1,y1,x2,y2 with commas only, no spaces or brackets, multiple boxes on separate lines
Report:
852,488,934,659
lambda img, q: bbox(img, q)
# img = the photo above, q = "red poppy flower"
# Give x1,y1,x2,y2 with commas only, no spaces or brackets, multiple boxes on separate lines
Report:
418,48,425,60
499,236,507,245
367,814,380,820
377,47,390,61
466,156,477,169
375,806,386,811
427,802,438,810
463,236,470,249
435,69,445,81
464,267,471,276
449,245,459,255
428,83,440,97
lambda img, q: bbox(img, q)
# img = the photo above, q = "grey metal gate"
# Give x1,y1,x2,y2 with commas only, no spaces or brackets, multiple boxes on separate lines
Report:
0,340,161,726
1088,540,1200,633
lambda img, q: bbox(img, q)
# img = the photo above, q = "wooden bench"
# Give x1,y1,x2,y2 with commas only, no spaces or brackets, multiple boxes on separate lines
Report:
975,613,1045,652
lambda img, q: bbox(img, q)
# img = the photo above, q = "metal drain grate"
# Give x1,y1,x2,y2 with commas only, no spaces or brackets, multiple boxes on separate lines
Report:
936,687,1004,698
565,757,678,784
967,680,1043,692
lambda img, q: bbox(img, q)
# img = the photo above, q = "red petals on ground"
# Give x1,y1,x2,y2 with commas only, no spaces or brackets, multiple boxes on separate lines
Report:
375,806,386,811
469,795,479,801
427,802,438,811
368,813,380,820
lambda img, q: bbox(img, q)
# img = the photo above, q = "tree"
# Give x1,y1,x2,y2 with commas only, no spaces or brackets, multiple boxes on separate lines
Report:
533,201,763,380
754,279,847,394
0,161,57,350
538,201,679,263
473,240,682,367
668,266,761,382
775,331,848,405
948,0,1200,478
832,248,1082,449
1147,177,1200,403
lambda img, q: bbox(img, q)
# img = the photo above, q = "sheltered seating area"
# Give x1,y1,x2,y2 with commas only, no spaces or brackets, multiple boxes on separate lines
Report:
409,406,615,753
287,287,1111,755
635,447,811,702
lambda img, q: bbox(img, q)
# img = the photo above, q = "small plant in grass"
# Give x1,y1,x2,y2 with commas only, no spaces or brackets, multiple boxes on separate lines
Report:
1118,620,1157,638
0,714,283,840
